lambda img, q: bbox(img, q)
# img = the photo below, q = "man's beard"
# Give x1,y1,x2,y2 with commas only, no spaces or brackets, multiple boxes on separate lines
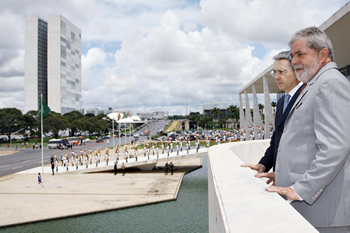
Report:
294,56,320,83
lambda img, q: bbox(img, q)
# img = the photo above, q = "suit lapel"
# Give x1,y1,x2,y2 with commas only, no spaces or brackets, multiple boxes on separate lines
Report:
276,85,303,128
275,98,284,127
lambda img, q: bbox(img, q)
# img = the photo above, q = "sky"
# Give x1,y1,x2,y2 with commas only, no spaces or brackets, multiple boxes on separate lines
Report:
0,0,348,115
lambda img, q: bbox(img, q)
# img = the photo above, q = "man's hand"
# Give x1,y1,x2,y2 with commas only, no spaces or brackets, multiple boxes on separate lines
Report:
240,163,265,173
265,186,299,201
255,172,275,185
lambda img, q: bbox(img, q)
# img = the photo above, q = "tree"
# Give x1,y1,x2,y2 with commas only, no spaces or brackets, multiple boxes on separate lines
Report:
258,104,264,115
63,110,85,136
218,119,227,129
87,117,101,136
19,110,39,138
211,107,222,120
71,118,88,133
44,112,68,138
227,105,239,120
0,108,23,142
198,117,214,128
187,112,201,121
95,113,107,120
85,113,95,118
271,101,277,113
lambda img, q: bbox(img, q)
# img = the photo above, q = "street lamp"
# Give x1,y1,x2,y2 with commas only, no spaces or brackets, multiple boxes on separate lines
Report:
10,128,24,149
102,117,115,147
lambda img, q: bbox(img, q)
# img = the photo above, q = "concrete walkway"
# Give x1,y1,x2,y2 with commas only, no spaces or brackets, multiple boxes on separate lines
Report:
0,155,203,228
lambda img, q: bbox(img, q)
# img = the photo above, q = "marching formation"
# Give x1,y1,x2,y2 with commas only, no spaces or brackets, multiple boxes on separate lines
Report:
47,130,243,175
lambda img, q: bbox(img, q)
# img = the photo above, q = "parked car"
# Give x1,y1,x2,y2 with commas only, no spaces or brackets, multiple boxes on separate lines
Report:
85,138,91,143
96,137,104,143
59,138,72,149
0,138,8,143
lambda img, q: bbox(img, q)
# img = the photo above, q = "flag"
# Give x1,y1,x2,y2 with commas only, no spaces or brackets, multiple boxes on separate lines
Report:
130,123,133,129
38,101,51,118
116,111,121,121
122,112,127,119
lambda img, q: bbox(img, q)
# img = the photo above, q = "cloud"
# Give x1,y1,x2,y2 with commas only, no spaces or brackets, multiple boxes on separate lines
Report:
0,0,348,114
200,0,346,48
0,49,24,77
0,76,24,109
82,10,262,114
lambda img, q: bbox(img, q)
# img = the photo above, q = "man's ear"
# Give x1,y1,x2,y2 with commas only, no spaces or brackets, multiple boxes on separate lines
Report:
318,48,330,64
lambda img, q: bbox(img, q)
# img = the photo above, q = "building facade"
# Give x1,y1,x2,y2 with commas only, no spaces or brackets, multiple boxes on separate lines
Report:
25,16,48,112
25,15,81,114
137,111,169,120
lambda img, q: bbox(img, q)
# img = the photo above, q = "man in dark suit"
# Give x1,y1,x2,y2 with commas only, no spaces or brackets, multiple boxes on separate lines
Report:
241,51,302,181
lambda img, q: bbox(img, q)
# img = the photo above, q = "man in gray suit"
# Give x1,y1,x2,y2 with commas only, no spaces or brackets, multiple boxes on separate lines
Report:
265,27,350,232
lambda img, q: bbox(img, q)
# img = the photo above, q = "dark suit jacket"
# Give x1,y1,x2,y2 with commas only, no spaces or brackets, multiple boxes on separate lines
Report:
258,84,302,172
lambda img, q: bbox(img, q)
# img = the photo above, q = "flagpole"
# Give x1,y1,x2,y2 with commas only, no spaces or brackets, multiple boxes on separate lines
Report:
112,119,114,147
119,122,120,148
41,94,44,187
124,123,126,146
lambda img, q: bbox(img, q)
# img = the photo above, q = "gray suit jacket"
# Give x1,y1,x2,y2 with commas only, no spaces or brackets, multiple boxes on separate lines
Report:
275,62,350,227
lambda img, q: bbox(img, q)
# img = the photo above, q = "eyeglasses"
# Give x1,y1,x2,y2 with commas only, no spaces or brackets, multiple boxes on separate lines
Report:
271,69,293,77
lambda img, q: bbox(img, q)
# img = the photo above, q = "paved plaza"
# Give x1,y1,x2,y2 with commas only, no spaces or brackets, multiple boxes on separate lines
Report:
0,146,206,227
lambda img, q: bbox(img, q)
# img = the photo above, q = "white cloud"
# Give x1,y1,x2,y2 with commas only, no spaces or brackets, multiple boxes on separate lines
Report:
200,0,345,48
83,10,262,114
0,0,348,114
0,49,24,77
82,47,107,70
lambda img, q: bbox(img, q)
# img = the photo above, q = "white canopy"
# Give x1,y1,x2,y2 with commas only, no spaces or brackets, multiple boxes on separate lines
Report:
107,113,143,124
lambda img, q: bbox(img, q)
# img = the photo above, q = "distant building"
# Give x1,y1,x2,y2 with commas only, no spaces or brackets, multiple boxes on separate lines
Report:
80,108,112,116
25,15,82,114
137,112,153,120
203,102,239,118
137,111,169,120
80,107,133,117
152,111,168,119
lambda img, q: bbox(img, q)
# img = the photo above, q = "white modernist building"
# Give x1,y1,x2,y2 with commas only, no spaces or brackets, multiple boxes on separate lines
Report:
25,15,81,114
25,16,48,112
239,2,350,140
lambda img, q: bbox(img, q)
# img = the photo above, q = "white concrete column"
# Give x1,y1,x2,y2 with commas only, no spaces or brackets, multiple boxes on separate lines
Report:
239,94,245,132
244,90,252,140
263,76,274,139
252,84,262,140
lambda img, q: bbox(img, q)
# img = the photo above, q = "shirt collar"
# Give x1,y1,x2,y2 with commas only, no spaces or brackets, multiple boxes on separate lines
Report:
287,82,303,98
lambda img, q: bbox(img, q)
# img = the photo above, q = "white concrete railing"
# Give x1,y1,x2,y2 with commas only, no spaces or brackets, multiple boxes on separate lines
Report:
208,140,318,233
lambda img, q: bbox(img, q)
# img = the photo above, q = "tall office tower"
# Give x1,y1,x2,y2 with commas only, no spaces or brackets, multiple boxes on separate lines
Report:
24,15,81,114
48,15,81,114
24,16,48,113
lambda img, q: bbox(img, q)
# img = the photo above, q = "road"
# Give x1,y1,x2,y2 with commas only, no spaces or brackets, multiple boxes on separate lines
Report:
0,136,137,177
136,120,171,137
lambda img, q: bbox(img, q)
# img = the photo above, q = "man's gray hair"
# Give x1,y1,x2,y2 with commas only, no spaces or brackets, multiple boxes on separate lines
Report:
288,26,334,61
273,51,293,69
